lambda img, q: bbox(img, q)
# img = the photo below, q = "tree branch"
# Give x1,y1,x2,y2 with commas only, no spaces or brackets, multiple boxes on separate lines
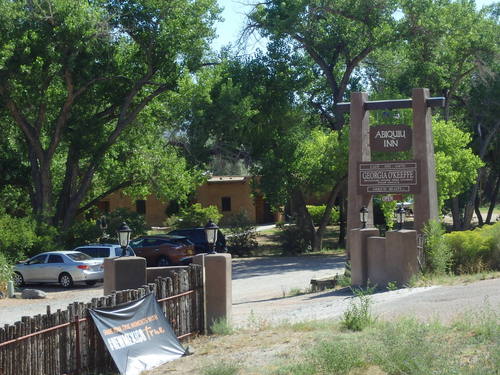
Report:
77,180,134,215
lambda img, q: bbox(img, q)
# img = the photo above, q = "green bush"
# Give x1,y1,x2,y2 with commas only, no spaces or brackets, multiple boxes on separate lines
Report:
341,294,375,331
0,213,38,261
168,203,222,229
222,211,258,257
61,220,102,249
278,223,311,255
423,219,452,274
444,222,500,274
0,252,13,296
105,208,148,239
306,205,340,226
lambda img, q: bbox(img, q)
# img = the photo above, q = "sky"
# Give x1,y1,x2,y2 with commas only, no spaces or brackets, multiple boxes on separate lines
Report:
212,0,498,52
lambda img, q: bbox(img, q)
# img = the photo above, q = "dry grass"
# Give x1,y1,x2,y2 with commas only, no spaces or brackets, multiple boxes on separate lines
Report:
143,310,499,375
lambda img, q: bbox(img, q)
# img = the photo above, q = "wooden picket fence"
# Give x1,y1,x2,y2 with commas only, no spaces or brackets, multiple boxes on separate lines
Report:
0,264,204,375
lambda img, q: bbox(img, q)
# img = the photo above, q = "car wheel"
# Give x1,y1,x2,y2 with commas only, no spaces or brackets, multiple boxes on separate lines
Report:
156,256,170,267
59,273,74,288
13,272,24,287
85,280,97,286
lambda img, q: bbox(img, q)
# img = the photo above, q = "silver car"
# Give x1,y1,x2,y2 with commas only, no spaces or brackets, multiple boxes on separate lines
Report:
14,251,104,288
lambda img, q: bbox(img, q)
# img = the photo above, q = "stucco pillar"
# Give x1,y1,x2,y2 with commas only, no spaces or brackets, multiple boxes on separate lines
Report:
385,230,418,285
412,88,439,233
194,253,232,333
350,227,379,287
347,92,372,256
103,256,147,295
366,236,388,286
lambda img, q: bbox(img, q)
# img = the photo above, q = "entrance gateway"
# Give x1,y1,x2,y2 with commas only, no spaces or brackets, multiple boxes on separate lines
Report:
338,88,443,287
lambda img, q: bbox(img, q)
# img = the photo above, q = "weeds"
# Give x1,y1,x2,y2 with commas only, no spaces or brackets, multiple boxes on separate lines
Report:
386,281,399,291
209,317,234,335
203,361,240,375
341,294,376,331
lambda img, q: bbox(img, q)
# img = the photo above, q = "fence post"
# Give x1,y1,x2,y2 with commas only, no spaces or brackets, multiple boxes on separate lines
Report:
74,316,81,375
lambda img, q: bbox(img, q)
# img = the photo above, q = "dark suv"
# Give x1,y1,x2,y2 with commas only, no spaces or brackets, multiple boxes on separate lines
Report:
129,235,194,267
167,228,227,254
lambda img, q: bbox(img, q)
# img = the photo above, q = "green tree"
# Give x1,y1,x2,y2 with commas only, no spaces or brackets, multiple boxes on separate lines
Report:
432,119,484,211
246,0,402,129
0,0,219,229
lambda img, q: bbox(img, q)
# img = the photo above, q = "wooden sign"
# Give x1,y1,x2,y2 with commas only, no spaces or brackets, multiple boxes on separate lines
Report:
358,160,419,194
370,125,412,152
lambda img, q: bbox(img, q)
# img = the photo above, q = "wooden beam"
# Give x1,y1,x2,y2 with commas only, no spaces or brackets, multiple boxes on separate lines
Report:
335,96,445,113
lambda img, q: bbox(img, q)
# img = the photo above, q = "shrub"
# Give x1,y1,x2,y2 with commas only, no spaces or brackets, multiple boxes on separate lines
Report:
306,205,340,226
341,294,375,331
209,317,234,335
444,222,500,274
105,208,148,238
0,213,38,261
222,211,258,257
168,203,222,229
0,252,13,296
61,220,102,249
278,223,311,255
423,219,452,274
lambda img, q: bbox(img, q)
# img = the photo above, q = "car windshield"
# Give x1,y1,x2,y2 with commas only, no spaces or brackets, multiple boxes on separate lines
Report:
66,252,92,261
129,239,143,248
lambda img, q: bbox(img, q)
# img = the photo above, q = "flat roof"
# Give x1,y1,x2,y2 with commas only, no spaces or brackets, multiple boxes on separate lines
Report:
207,176,247,183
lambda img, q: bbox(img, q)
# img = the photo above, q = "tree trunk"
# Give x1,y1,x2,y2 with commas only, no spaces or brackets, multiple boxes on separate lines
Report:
53,148,80,226
291,188,316,251
28,149,52,223
486,175,499,224
463,168,485,229
474,195,484,227
338,192,347,250
451,197,462,230
313,177,346,252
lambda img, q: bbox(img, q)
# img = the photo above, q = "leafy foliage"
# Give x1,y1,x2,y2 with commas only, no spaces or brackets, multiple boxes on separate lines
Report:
277,223,311,255
0,214,38,262
222,211,258,257
433,119,484,210
445,222,500,274
341,294,375,332
423,220,453,275
0,252,13,295
306,205,339,226
169,203,222,229
0,0,219,228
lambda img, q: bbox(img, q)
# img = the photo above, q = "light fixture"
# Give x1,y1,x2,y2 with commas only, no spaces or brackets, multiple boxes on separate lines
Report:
204,219,219,254
359,206,368,229
395,205,405,230
117,222,132,256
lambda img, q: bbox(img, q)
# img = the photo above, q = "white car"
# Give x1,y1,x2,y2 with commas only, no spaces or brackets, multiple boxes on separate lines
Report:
14,251,104,288
73,243,135,259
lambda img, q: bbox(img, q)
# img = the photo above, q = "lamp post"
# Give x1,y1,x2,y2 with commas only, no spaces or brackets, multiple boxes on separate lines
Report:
204,219,219,254
395,205,405,230
117,222,132,256
359,206,368,229
99,216,108,240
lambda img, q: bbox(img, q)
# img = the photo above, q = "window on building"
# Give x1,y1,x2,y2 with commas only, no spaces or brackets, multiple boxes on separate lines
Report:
221,196,231,212
97,201,110,213
136,200,146,214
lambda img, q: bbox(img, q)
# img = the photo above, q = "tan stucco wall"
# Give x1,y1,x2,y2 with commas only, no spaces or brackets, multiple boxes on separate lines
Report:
103,192,168,227
195,178,257,223
99,176,280,227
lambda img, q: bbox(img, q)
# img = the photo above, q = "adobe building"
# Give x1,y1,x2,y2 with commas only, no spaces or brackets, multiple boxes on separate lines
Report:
96,176,280,227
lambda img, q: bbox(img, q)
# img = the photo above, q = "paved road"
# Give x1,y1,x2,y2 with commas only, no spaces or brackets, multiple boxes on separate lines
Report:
1,256,499,329
0,255,346,326
232,277,500,327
